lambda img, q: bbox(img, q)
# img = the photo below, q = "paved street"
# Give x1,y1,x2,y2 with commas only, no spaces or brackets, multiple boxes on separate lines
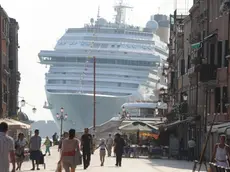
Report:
12,146,206,172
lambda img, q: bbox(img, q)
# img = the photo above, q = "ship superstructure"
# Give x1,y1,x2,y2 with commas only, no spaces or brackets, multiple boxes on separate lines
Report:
39,1,168,131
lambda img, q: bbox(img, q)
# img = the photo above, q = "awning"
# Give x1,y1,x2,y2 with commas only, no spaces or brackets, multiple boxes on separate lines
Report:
164,116,196,129
118,121,159,133
208,122,230,135
191,42,202,49
191,33,217,50
0,118,31,129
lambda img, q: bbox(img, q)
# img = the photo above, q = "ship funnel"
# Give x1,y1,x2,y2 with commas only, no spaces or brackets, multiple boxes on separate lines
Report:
153,14,169,43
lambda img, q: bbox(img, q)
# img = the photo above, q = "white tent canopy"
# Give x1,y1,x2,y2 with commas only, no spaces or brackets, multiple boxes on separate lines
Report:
121,102,167,110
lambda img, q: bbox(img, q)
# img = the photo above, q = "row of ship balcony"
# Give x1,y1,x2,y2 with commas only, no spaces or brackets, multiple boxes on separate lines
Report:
45,74,145,84
39,49,161,60
45,84,136,94
48,68,148,77
56,40,168,56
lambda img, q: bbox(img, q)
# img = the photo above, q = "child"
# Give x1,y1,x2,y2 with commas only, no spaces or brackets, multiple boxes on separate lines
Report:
96,139,108,166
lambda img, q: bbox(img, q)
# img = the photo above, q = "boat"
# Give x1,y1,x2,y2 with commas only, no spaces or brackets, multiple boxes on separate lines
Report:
38,1,169,132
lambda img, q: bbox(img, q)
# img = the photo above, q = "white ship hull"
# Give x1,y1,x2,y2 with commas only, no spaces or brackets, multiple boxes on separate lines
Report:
46,92,129,131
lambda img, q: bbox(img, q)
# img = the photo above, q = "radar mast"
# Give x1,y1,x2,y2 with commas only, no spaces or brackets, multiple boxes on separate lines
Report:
114,0,132,25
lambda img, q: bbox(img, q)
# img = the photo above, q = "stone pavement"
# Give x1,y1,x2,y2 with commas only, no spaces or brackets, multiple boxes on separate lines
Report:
11,146,206,172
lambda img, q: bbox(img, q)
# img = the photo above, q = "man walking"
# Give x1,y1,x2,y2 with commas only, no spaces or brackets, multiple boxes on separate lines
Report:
106,134,113,157
114,133,125,167
0,122,16,172
81,128,92,170
29,129,42,170
188,137,196,161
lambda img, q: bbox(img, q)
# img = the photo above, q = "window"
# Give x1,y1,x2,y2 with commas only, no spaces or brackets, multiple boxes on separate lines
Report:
215,87,220,113
3,84,7,103
217,41,222,68
223,87,228,113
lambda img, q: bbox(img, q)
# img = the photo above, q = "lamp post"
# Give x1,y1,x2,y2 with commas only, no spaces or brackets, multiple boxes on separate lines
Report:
56,107,68,137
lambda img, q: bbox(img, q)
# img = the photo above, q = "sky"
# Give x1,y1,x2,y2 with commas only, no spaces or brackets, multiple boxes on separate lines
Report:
1,0,192,121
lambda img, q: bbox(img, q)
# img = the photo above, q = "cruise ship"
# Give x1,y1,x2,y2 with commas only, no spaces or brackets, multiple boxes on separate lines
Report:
38,1,169,131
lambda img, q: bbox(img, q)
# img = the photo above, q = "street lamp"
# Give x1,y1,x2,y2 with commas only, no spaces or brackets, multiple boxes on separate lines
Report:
17,99,37,114
183,92,188,101
56,107,68,136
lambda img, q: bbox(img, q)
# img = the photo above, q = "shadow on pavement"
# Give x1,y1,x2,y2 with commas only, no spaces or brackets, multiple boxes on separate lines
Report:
148,159,207,171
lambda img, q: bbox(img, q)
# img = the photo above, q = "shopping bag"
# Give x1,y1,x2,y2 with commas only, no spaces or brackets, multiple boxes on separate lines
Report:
55,162,62,172
207,167,212,172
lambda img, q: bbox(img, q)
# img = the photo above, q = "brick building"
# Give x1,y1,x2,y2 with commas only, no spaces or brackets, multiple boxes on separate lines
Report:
0,5,20,118
167,0,230,159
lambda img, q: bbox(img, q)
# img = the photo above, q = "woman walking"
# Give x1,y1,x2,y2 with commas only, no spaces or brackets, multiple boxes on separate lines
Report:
44,136,51,156
95,139,108,166
15,133,28,171
59,129,81,172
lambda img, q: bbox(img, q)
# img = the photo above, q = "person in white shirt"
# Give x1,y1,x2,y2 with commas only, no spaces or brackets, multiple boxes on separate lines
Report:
15,133,28,171
0,122,15,172
212,135,230,168
106,134,113,157
96,139,108,166
188,138,196,161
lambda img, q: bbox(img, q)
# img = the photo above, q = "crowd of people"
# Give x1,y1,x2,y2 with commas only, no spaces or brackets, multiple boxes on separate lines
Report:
0,122,126,172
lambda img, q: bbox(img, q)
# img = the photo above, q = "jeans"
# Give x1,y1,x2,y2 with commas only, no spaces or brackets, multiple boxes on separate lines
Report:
83,149,91,169
45,146,50,155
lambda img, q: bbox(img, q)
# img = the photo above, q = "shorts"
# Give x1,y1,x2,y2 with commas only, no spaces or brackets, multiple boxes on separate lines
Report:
100,149,106,157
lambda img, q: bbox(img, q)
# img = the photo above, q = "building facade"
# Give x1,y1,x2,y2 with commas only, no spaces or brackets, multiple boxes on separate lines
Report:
0,5,20,118
167,0,230,159
9,18,20,117
0,6,10,118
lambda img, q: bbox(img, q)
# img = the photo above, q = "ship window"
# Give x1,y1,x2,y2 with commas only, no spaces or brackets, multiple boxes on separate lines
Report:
111,45,115,48
117,45,120,48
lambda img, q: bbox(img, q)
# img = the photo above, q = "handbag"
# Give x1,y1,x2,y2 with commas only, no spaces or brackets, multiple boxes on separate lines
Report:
74,150,82,165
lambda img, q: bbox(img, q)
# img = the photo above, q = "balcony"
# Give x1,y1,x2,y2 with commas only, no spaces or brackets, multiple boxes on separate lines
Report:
198,64,217,82
207,113,229,123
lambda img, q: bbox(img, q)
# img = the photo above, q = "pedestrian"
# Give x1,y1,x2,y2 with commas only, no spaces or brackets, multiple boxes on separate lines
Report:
106,133,113,157
81,128,92,170
114,133,125,167
92,134,96,154
43,136,51,156
58,132,69,153
188,137,196,161
211,134,230,168
15,133,28,170
95,138,108,166
29,129,42,170
0,122,16,172
59,129,81,172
